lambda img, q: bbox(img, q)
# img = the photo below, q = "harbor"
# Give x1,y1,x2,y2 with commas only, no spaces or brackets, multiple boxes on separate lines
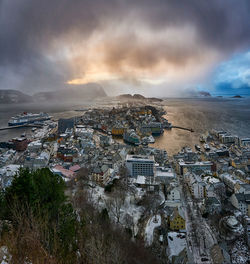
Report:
0,124,43,131
172,126,194,132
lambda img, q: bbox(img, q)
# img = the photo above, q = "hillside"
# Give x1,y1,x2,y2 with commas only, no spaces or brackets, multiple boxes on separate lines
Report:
0,90,33,104
117,94,163,102
0,83,107,104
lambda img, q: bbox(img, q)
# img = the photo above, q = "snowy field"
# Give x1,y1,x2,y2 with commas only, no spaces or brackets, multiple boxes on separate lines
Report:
144,215,161,246
167,232,186,260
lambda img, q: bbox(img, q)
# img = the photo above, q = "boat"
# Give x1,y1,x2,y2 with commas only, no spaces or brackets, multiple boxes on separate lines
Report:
123,129,141,145
200,135,206,143
195,144,201,151
162,119,172,129
142,135,155,144
147,135,155,143
8,112,50,126
204,144,210,151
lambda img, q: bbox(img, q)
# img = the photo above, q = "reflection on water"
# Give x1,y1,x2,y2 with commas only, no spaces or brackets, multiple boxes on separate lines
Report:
152,98,250,155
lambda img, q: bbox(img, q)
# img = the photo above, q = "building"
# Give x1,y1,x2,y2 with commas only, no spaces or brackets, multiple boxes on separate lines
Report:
178,160,212,175
240,138,250,147
238,184,250,195
219,134,237,144
230,193,250,217
111,127,124,136
125,155,155,178
185,173,206,199
219,173,243,192
169,207,186,231
58,118,74,134
51,165,75,181
141,122,163,135
75,126,93,139
155,166,176,183
93,168,115,186
57,145,78,162
12,137,29,151
27,140,42,152
24,152,50,169
205,197,221,214
134,175,160,192
167,187,181,201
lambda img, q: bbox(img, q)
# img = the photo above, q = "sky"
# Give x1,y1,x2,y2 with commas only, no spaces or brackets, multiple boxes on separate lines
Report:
0,0,250,97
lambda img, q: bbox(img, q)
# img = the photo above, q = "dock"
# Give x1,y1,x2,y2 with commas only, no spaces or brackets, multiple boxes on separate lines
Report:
0,124,43,131
172,126,194,132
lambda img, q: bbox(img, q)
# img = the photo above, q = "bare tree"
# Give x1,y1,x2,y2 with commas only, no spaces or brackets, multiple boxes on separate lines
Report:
124,213,135,237
141,192,161,220
118,165,129,190
76,167,91,188
106,189,125,224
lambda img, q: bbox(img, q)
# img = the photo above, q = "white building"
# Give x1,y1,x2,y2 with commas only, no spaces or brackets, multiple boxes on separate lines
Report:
155,166,176,183
27,140,42,152
125,155,155,178
75,126,94,139
230,193,250,217
167,187,181,201
185,173,206,199
219,173,243,192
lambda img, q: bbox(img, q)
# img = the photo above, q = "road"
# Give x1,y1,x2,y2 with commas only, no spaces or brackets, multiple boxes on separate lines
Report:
179,176,217,264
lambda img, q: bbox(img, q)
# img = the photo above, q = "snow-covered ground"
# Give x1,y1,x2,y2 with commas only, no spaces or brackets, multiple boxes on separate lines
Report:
0,164,20,189
144,215,161,246
167,232,186,260
0,246,11,264
231,238,250,264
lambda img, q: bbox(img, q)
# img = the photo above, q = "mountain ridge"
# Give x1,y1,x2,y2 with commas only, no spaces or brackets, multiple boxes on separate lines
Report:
0,83,107,104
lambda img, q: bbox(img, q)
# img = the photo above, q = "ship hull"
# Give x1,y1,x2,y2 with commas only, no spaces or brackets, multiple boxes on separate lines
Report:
8,117,50,126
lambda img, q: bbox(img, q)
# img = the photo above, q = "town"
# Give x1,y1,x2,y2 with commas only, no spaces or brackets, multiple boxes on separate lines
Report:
0,104,250,264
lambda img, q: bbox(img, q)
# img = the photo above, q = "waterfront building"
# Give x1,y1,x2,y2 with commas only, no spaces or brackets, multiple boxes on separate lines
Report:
240,138,250,147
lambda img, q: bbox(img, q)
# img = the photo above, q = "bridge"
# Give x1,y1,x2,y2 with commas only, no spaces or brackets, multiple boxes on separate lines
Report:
171,126,194,132
0,124,43,131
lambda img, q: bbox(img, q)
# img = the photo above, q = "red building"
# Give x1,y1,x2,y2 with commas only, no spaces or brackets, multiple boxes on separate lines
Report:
12,137,29,151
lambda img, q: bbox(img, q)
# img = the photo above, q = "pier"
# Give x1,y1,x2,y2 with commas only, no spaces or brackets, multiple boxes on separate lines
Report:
0,124,43,131
172,126,194,132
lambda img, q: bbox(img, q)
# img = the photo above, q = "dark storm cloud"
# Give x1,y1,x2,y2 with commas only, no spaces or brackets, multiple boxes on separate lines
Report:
0,0,250,92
